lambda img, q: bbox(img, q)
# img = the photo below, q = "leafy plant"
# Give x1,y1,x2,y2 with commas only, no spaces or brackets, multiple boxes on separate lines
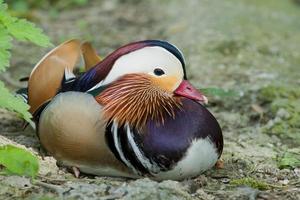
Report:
6,0,88,12
0,81,33,125
278,149,300,169
0,145,39,178
0,0,50,178
0,0,51,124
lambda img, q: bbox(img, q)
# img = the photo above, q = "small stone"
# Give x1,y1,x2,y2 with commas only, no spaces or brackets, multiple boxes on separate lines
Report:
279,179,289,185
2,176,31,188
236,187,259,200
273,117,282,123
276,108,290,119
266,143,274,148
221,178,230,184
64,182,108,199
195,189,215,200
109,178,191,200
181,179,199,194
194,175,208,187
39,156,59,176
294,168,300,177
266,120,275,128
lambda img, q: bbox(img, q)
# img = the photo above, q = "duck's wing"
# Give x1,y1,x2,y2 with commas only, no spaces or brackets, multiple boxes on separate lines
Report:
28,39,81,114
81,41,102,71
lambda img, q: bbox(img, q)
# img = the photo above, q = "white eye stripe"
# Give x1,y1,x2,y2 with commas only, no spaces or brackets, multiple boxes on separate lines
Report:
101,46,184,85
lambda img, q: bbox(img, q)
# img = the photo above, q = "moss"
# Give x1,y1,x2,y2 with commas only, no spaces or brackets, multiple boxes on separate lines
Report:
258,45,280,56
259,86,300,145
258,85,300,103
212,40,248,56
267,123,288,135
270,99,290,114
35,197,57,200
278,150,300,169
265,99,300,138
271,99,300,114
230,177,270,190
289,115,300,128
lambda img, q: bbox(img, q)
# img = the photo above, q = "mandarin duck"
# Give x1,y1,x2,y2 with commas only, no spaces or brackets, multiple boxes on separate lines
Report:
22,39,223,180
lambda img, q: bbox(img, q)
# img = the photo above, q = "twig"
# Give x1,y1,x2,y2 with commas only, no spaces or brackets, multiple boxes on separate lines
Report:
37,175,68,184
210,175,229,179
35,180,65,197
100,191,127,200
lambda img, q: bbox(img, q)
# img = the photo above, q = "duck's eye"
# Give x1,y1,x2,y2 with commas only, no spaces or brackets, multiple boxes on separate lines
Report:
153,68,165,76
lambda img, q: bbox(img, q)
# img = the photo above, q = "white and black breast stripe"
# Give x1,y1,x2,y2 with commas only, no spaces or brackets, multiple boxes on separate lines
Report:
105,121,160,175
125,124,160,174
111,121,139,175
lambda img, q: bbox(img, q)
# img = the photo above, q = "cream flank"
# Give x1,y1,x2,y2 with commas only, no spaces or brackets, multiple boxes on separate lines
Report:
38,92,133,177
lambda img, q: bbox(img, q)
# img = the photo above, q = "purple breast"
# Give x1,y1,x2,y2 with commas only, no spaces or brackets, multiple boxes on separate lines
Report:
135,98,223,170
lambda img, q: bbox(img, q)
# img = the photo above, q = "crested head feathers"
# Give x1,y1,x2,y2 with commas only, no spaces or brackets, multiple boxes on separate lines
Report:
75,40,186,92
27,39,187,123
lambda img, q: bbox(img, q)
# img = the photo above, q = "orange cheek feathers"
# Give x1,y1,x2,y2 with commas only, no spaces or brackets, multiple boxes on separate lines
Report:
150,75,179,92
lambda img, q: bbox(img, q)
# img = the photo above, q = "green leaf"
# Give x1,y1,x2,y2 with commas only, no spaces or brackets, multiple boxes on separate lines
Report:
0,24,12,71
0,81,33,124
200,87,238,97
0,145,39,178
3,16,52,47
278,149,300,169
0,1,50,123
0,0,51,47
0,0,7,12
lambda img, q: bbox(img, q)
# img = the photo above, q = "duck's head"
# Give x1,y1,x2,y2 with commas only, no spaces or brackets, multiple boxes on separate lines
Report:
80,40,207,128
